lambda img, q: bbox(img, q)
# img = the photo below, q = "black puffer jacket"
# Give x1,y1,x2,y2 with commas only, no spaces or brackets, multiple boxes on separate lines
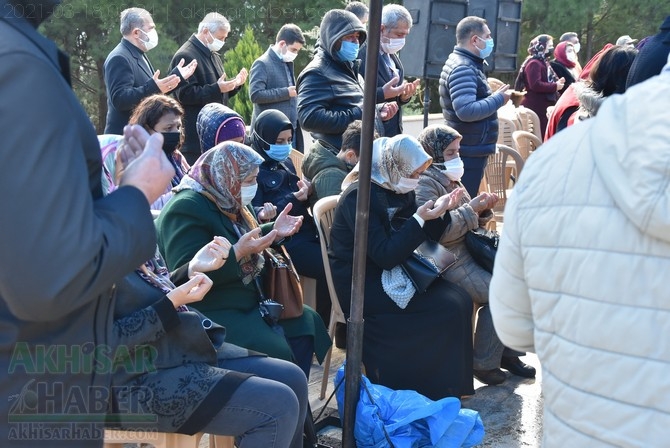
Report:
297,10,367,149
439,47,504,157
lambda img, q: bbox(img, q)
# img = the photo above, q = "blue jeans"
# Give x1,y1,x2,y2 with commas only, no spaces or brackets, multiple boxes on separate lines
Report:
461,155,489,198
205,356,308,448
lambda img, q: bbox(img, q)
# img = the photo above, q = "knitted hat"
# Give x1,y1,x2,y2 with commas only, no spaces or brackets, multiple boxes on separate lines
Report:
197,103,246,153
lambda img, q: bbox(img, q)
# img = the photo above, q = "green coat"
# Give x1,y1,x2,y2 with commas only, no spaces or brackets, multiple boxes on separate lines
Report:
156,189,331,363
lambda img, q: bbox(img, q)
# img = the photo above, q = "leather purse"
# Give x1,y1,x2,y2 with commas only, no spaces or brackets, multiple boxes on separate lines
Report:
401,239,457,293
464,227,499,273
263,246,304,320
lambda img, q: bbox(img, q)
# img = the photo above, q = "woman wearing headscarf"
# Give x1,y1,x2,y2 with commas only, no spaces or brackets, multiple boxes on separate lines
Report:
550,41,580,96
329,134,475,399
415,125,536,386
250,109,333,327
516,34,566,136
155,142,331,378
196,103,248,152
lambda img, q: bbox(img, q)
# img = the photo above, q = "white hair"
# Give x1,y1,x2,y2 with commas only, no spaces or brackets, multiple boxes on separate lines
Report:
198,12,230,34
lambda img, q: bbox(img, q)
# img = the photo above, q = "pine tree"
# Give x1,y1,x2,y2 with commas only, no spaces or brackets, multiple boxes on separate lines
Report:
224,26,264,124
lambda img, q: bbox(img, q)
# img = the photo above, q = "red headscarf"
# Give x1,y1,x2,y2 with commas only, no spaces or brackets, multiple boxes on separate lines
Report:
554,42,576,68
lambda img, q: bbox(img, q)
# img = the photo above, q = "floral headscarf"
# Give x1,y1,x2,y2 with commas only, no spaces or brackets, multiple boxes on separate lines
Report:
197,103,247,153
174,141,265,284
522,34,559,82
417,124,462,164
343,134,432,193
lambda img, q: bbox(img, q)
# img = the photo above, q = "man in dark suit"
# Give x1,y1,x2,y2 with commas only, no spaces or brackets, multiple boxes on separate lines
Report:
0,0,175,445
171,12,247,164
359,4,421,137
104,7,197,134
249,24,305,152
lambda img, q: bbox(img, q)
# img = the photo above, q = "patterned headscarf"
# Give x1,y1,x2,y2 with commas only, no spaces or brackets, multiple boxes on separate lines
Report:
523,34,559,82
417,124,462,164
342,134,432,193
174,142,265,284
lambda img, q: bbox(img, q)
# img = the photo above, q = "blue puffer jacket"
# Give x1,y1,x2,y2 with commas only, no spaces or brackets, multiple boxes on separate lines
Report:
439,47,504,157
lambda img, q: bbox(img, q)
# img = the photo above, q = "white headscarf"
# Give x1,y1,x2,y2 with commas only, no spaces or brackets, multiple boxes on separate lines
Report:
342,134,432,193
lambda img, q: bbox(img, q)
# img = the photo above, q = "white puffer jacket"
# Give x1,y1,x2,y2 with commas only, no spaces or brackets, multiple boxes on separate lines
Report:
490,61,670,447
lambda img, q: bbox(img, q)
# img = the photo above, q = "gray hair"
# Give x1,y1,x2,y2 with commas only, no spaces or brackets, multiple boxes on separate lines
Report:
381,4,412,30
198,12,230,34
345,2,369,20
456,16,487,44
120,8,150,36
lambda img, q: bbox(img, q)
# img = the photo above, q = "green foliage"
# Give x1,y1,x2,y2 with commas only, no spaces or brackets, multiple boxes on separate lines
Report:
224,26,264,123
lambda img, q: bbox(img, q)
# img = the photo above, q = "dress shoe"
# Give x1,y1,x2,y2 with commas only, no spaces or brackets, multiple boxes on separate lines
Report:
501,356,536,378
473,368,506,385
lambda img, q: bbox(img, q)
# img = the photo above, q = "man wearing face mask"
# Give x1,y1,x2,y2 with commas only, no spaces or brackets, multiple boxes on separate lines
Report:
104,7,197,134
171,12,248,165
359,4,421,137
298,9,391,149
439,16,512,198
249,24,306,152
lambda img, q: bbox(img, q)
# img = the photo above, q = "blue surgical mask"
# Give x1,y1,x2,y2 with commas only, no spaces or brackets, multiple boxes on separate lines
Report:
337,40,359,62
475,36,494,59
266,143,292,162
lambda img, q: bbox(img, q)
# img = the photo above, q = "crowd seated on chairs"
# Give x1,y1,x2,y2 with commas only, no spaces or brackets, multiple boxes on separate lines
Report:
415,125,535,385
328,134,475,400
98,130,309,448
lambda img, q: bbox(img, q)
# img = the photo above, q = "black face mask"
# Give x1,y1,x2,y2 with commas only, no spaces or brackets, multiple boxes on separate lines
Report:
9,0,61,26
160,132,181,154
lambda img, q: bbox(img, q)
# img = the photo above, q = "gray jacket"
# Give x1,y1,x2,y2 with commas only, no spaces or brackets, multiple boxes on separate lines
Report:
249,46,298,129
0,9,156,446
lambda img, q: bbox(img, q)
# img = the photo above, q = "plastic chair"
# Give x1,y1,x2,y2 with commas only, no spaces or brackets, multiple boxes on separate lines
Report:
484,145,524,223
512,130,542,161
496,116,517,149
312,195,347,400
515,106,543,140
289,148,304,179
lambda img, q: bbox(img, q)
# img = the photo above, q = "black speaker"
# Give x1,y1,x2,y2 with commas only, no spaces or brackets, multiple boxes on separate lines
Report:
469,0,523,72
401,0,522,78
401,0,468,79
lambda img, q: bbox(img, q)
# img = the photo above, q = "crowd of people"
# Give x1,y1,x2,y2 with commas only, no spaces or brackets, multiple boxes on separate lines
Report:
2,0,669,446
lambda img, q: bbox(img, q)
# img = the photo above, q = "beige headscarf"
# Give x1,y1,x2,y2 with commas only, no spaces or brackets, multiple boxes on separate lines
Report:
174,141,265,284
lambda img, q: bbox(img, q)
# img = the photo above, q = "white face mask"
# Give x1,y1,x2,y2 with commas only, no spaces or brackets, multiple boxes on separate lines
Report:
395,176,419,194
566,51,577,63
282,48,298,63
240,184,258,206
381,37,406,54
573,42,581,53
138,28,158,52
440,157,465,181
207,30,225,52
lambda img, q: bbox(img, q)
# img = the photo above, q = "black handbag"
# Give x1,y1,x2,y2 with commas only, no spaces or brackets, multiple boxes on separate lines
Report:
464,227,499,273
401,239,457,293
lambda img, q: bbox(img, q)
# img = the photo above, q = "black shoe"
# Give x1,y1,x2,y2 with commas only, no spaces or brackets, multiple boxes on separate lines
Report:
501,356,536,378
334,322,347,349
473,368,506,385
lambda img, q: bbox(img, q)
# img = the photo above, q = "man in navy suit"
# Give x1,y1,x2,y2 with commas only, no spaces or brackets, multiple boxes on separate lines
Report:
359,4,420,137
249,24,305,152
104,7,197,134
170,12,247,164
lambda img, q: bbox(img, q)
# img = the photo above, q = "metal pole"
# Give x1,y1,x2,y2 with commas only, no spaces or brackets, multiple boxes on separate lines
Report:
422,77,431,128
342,0,382,446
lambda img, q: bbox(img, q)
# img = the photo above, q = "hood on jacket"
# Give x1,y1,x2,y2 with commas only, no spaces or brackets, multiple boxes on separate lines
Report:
302,139,344,180
319,9,367,59
590,66,670,243
573,81,604,118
